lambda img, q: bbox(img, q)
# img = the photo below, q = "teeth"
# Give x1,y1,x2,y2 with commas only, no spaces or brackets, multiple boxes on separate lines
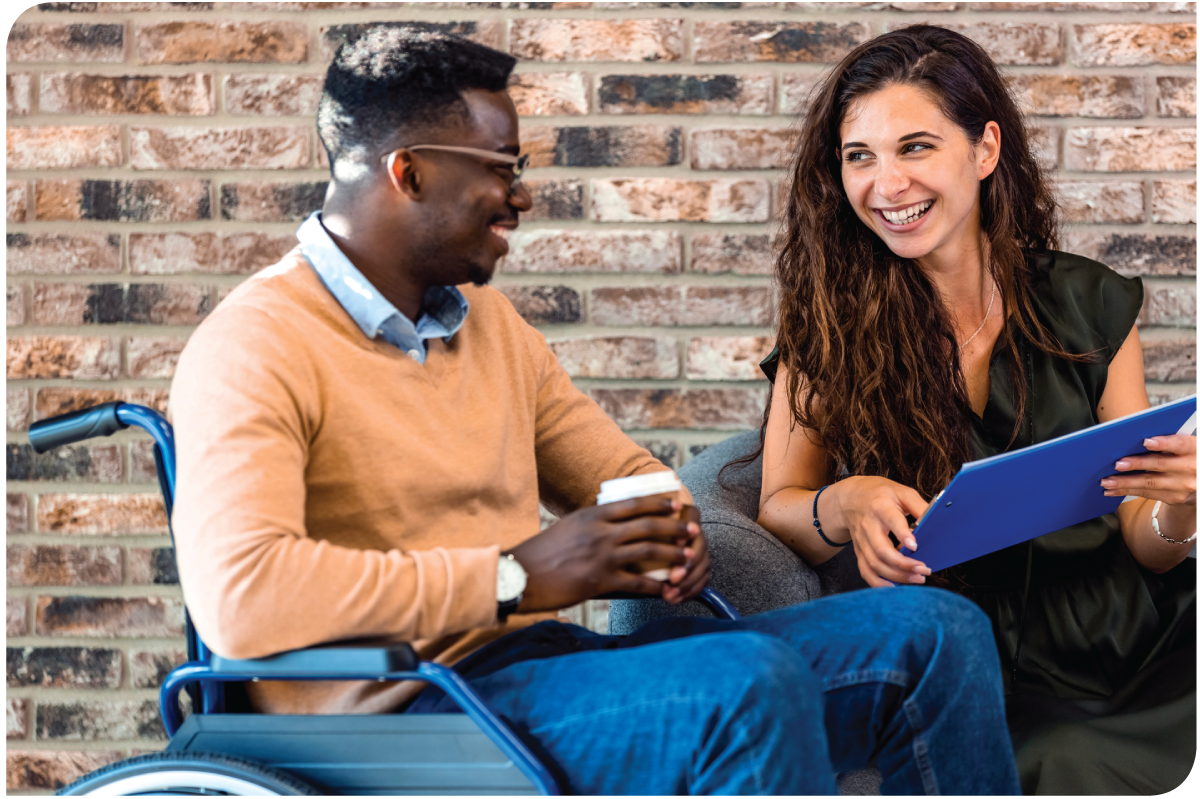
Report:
882,200,932,225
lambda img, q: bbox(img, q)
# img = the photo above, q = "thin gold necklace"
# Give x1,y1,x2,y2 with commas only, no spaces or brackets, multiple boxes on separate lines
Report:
960,278,996,350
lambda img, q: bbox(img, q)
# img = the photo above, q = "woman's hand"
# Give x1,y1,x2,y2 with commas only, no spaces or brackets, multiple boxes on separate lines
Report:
830,476,933,588
1102,434,1197,507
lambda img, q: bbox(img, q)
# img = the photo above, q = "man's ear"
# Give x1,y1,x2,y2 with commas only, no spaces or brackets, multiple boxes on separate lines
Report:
385,150,423,200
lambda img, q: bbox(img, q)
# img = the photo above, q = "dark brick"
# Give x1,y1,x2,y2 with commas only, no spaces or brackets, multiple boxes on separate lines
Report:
7,23,124,63
320,21,502,60
8,493,29,534
87,284,211,325
525,179,584,220
694,21,868,63
129,547,179,585
598,74,771,115
498,286,582,324
36,596,184,638
527,126,682,167
37,699,164,741
130,649,188,689
7,647,121,689
6,444,122,483
1065,232,1196,276
220,181,327,222
37,179,211,222
631,439,678,470
5,750,124,792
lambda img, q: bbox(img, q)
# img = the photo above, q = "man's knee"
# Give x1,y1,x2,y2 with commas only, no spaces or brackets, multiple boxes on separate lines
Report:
689,632,819,714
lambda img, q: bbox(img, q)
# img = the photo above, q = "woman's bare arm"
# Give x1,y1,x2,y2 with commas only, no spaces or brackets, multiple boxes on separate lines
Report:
1096,326,1196,573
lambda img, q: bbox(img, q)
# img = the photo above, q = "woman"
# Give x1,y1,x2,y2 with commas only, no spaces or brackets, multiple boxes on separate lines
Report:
756,25,1196,795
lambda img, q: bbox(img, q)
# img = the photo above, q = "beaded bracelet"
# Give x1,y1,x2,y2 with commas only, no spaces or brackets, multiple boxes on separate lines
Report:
813,484,849,548
1151,500,1197,545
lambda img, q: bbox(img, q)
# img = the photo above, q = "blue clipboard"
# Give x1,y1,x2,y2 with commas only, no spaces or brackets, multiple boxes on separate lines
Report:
901,395,1198,572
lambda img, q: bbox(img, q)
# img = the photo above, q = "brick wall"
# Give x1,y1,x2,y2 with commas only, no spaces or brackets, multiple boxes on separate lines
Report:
5,1,1196,791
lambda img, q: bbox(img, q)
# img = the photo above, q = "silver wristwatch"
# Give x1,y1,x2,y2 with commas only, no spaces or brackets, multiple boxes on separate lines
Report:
496,553,527,622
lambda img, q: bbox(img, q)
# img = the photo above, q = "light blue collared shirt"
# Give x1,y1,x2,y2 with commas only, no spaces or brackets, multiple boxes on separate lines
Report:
296,211,468,364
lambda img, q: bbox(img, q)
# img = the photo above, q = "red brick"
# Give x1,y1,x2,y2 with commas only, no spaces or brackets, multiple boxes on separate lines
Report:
130,232,214,274
598,74,773,115
1028,126,1060,171
504,230,681,274
785,1,959,7
1064,127,1195,172
968,2,1152,9
7,286,25,328
36,179,212,222
129,649,188,689
1141,333,1196,381
780,73,821,117
6,750,124,792
931,22,1062,66
218,233,297,274
137,21,309,65
129,547,178,585
694,21,867,63
36,596,185,638
1062,231,1195,276
6,126,122,170
7,180,27,222
320,21,504,62
691,233,774,276
509,72,588,116
511,19,683,62
1056,181,1144,224
7,23,124,63
7,699,28,741
592,178,770,223
40,73,214,116
6,232,122,275
686,336,775,381
35,387,167,421
1008,75,1143,119
130,440,160,485
7,73,32,116
225,73,323,116
591,388,767,430
1139,281,1196,327
38,494,169,536
37,699,164,741
496,285,582,324
7,545,122,587
7,647,122,689
46,2,217,8
7,598,28,637
6,443,123,483
8,493,29,535
591,286,771,326
523,125,681,167
33,283,211,326
690,128,796,170
131,126,309,170
1152,180,1196,224
548,336,679,379
127,337,186,379
524,179,584,220
7,388,30,431
1072,24,1196,67
220,181,327,222
240,1,390,7
1157,76,1196,118
6,337,121,380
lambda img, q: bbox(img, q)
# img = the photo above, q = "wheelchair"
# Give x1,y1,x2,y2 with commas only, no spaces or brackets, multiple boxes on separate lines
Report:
29,403,742,796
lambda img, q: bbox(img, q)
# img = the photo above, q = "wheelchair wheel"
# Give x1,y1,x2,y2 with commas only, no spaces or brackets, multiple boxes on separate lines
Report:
56,751,320,796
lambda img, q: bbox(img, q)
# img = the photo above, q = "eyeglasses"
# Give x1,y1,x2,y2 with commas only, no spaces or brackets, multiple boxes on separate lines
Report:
382,146,529,192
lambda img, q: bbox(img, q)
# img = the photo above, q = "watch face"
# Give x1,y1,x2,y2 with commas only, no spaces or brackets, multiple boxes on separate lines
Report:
497,556,527,602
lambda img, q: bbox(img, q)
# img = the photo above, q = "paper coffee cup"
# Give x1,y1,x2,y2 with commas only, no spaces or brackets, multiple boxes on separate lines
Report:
597,472,685,581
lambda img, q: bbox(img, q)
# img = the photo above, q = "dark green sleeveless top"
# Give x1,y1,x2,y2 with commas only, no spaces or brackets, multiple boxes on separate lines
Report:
763,251,1195,792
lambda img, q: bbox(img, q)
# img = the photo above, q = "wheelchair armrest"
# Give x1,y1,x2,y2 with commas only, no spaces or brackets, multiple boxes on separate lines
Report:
210,638,419,676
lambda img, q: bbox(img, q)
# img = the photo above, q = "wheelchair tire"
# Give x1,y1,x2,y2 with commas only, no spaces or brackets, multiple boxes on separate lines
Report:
56,751,321,796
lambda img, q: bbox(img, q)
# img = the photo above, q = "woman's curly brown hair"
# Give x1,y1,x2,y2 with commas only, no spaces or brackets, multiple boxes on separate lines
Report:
771,24,1081,500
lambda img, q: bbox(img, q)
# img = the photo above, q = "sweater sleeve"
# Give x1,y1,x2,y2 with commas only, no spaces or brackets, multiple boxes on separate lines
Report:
169,303,499,660
518,324,670,516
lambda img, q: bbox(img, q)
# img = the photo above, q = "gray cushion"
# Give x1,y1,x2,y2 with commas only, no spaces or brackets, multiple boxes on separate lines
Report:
609,431,880,796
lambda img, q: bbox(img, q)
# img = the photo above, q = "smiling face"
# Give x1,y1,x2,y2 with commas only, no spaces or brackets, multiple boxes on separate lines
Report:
410,88,532,287
839,83,999,269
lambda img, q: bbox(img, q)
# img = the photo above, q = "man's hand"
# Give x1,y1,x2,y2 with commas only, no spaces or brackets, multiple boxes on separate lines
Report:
510,495,701,613
662,504,710,605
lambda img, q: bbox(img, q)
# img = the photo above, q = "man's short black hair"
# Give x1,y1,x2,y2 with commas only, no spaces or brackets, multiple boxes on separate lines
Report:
317,26,517,169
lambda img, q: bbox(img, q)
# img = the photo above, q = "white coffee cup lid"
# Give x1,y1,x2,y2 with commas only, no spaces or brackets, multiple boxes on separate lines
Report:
597,471,683,505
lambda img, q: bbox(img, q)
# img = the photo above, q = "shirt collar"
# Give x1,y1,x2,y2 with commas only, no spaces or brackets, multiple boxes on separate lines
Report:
295,211,468,346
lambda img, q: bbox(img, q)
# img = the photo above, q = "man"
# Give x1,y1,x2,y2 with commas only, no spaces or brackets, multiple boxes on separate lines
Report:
171,26,1020,794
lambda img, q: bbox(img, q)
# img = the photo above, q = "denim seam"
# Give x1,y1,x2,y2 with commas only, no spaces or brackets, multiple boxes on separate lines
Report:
823,668,911,691
904,697,940,795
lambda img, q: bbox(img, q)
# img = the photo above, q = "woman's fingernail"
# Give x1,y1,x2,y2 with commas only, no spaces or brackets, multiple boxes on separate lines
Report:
910,574,926,584
906,538,918,551
1145,438,1158,448
1101,478,1115,487
916,566,932,576
1115,460,1131,470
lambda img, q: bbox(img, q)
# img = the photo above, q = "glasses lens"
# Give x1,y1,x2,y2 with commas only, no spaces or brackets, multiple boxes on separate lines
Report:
514,154,529,178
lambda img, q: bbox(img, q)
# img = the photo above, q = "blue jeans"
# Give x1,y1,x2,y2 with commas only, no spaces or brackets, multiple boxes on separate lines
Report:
408,587,1019,795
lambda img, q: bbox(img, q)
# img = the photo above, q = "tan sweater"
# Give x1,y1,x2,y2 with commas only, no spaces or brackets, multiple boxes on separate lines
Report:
169,250,667,714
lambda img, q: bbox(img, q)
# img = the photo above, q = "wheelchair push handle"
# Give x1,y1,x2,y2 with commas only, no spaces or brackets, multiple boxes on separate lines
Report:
28,401,127,453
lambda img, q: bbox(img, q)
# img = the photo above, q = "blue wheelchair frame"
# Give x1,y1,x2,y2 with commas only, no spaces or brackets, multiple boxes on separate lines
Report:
29,402,741,796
